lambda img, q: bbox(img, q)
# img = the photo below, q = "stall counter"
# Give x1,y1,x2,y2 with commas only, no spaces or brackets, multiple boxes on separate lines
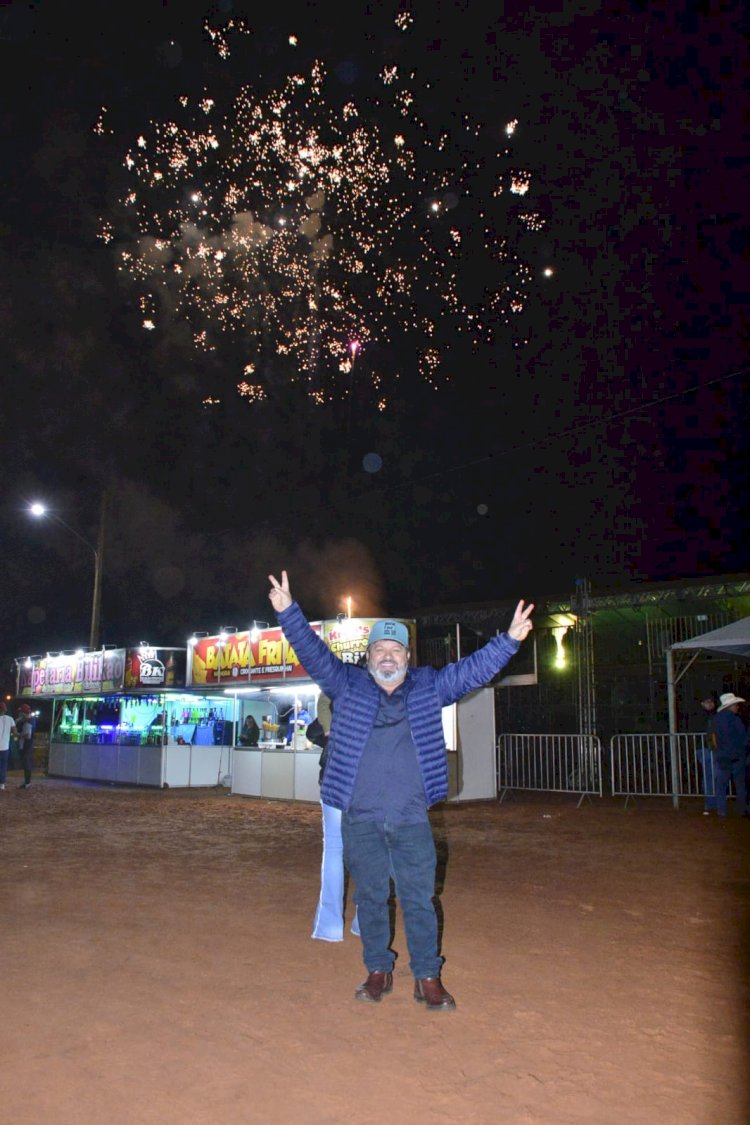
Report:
231,746,321,802
48,740,232,788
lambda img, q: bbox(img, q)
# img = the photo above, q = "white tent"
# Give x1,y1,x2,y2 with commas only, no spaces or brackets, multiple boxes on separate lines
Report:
670,616,750,659
667,616,750,734
665,617,750,808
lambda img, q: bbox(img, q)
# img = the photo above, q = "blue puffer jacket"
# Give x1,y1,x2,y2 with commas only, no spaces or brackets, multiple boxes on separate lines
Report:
277,602,520,810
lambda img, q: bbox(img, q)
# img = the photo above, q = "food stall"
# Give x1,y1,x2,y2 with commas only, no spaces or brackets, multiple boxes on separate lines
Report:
187,617,417,802
16,646,235,788
16,617,502,800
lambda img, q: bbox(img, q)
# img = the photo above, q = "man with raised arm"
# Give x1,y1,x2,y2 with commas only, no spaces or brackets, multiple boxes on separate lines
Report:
269,570,534,1012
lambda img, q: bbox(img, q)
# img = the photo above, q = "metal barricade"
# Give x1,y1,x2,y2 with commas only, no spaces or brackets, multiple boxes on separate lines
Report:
497,734,603,808
609,732,707,807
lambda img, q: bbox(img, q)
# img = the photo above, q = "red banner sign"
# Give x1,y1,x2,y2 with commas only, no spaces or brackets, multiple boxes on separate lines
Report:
187,619,415,686
188,626,318,686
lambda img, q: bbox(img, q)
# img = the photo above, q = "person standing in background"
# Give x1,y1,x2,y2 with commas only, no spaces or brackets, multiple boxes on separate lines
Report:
307,699,360,943
0,703,18,791
15,704,35,788
699,694,717,815
238,714,260,746
713,693,749,818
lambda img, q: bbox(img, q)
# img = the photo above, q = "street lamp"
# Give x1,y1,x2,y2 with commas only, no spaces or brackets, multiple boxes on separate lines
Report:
29,495,107,650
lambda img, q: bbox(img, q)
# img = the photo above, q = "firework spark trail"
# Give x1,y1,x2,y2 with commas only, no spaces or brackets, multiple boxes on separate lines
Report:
100,12,544,408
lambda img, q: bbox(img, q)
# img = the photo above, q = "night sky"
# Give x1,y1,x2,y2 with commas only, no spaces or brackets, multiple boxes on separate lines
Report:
1,0,748,667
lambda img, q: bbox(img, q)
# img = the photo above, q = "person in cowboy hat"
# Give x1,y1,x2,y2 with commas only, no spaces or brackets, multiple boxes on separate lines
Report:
712,693,749,818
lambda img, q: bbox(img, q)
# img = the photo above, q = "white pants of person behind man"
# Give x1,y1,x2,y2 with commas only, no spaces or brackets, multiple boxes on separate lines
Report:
312,802,360,941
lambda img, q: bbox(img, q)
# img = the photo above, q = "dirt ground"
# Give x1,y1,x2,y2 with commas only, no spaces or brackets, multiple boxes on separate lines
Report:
1,774,748,1125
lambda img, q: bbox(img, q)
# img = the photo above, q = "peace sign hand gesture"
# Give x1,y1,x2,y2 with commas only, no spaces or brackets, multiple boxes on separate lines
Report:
507,600,534,642
268,570,293,613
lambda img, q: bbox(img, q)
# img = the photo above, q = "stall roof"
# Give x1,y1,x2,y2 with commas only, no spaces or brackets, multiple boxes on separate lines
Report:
670,616,750,658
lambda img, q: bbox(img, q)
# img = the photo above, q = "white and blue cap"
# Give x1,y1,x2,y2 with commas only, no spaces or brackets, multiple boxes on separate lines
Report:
368,619,409,648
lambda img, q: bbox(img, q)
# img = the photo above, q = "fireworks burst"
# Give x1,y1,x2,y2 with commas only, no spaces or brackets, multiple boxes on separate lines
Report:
101,14,544,407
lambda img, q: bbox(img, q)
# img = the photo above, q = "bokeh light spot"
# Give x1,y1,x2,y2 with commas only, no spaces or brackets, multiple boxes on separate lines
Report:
363,452,383,473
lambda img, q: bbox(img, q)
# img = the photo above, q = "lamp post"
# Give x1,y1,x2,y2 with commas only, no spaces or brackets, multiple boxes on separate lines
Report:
249,620,268,642
217,627,239,687
29,492,107,650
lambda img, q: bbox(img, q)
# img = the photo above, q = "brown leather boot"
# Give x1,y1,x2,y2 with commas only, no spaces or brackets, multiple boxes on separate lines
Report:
354,970,394,1003
414,977,456,1011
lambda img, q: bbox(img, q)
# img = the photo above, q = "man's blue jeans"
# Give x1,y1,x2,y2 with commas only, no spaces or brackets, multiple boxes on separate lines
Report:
714,759,748,818
700,745,716,811
342,815,442,979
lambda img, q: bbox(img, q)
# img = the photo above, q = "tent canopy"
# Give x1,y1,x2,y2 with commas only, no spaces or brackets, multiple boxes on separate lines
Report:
670,616,750,658
666,616,750,784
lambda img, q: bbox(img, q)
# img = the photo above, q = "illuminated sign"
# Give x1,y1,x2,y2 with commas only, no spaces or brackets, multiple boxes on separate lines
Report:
187,619,416,685
16,650,127,697
188,626,316,686
322,618,416,666
124,648,184,689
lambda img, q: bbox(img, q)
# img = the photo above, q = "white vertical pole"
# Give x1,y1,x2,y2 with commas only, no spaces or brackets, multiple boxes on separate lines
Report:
666,647,680,809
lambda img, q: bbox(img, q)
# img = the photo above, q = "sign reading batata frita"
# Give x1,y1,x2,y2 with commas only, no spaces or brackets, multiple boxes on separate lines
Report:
187,619,416,686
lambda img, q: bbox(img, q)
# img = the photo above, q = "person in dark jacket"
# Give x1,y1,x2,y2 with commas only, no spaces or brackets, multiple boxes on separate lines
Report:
238,714,260,746
713,692,749,818
16,704,34,789
269,569,534,1011
698,694,718,814
305,717,329,782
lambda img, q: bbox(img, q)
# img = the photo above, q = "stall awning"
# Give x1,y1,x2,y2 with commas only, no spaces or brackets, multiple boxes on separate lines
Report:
666,616,750,766
670,616,750,658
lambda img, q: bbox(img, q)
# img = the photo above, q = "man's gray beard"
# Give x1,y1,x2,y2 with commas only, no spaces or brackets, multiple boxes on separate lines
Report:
368,664,405,687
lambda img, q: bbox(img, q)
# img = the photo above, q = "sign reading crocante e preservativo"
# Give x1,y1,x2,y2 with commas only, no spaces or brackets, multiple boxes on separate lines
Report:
188,625,320,686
